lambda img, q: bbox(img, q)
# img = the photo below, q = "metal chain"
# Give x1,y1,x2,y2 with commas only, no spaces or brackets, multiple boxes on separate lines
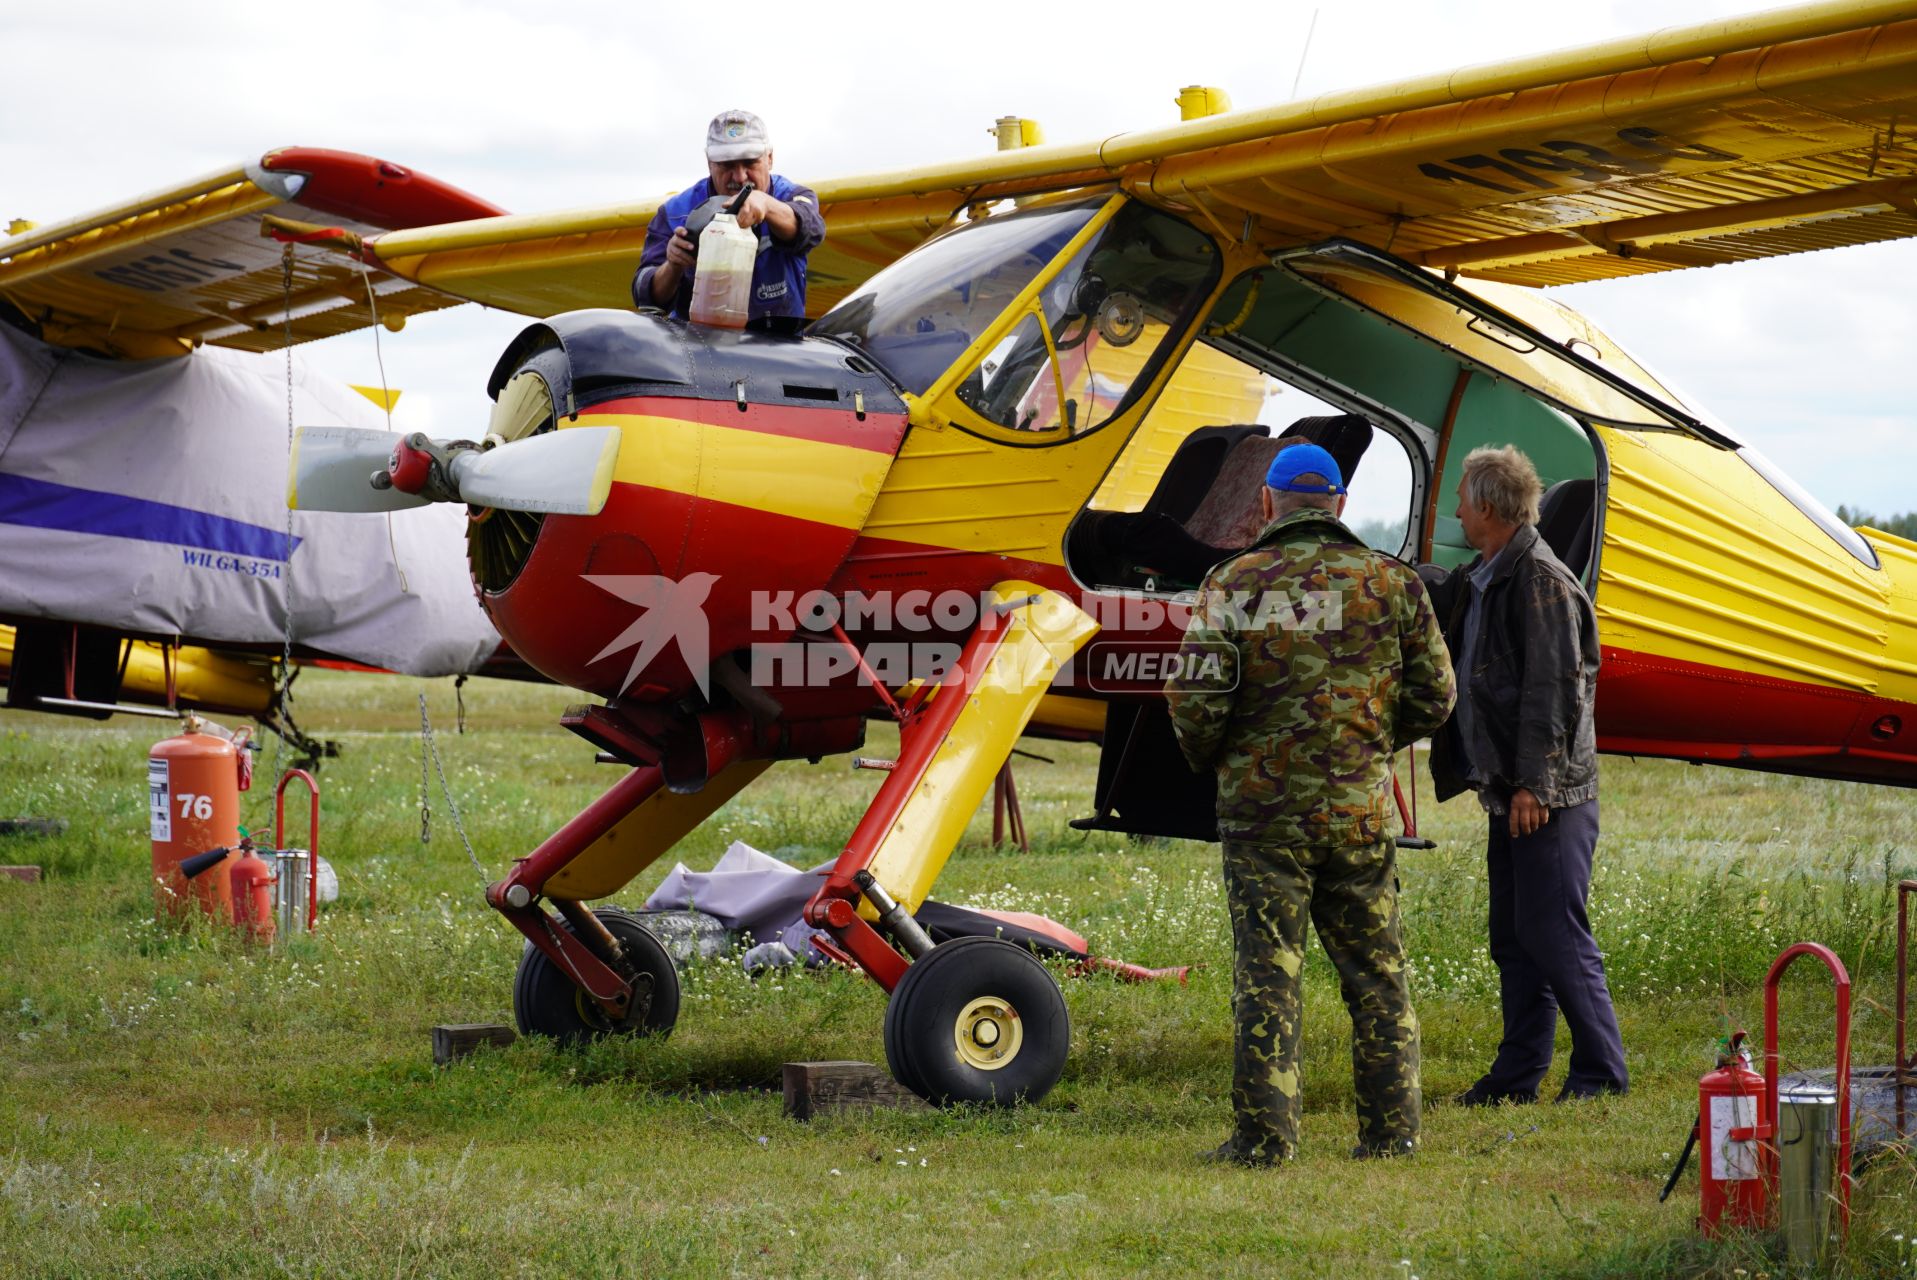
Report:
260,246,299,818
418,695,432,845
419,693,489,885
358,266,394,432
358,265,411,594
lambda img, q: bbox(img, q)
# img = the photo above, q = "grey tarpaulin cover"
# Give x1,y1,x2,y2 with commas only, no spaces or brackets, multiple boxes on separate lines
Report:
645,841,829,960
643,841,1099,969
0,321,499,675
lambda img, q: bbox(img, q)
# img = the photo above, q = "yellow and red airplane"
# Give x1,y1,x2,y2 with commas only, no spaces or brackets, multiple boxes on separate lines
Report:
5,0,1915,1104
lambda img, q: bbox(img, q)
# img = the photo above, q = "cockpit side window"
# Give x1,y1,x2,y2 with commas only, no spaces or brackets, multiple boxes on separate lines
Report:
952,203,1219,437
810,197,1218,443
809,201,1101,397
1199,265,1600,574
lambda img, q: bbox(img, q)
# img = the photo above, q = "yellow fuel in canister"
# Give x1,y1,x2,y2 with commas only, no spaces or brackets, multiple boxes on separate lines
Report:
689,187,758,329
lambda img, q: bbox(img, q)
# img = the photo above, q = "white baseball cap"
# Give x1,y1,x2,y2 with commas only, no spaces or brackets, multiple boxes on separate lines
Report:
705,110,770,162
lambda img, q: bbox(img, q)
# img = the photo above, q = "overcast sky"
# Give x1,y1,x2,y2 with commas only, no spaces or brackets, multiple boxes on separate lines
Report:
5,0,1912,518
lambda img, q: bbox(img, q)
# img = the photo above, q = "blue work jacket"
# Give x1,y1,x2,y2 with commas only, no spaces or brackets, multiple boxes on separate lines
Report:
630,174,825,322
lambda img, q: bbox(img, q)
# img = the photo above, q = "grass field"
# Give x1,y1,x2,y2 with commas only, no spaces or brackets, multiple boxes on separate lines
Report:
4,670,1917,1278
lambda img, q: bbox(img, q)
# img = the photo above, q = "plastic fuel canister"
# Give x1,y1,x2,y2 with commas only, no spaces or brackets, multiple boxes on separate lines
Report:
690,210,757,328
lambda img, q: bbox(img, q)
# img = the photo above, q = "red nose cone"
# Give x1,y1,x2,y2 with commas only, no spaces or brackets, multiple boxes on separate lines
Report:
386,439,434,494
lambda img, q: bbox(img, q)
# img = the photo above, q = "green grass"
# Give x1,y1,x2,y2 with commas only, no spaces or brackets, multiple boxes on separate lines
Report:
4,670,1917,1277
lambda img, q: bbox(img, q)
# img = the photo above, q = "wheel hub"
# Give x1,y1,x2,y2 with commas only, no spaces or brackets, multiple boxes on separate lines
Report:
954,996,1023,1070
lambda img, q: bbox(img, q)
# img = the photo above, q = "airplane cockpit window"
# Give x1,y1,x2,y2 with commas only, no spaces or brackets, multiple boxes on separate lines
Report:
811,197,1217,440
809,200,1102,396
951,202,1218,436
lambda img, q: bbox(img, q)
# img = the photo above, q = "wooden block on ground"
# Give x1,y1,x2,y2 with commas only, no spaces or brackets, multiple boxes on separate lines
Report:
433,1023,516,1065
0,866,41,883
783,1060,927,1121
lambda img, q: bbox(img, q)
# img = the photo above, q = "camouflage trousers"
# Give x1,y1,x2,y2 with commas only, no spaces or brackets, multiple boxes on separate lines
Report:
1221,838,1420,1159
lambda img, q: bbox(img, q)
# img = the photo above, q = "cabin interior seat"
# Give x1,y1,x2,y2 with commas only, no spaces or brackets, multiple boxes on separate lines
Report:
1141,425,1269,526
1182,434,1287,549
1071,414,1377,590
1536,477,1597,580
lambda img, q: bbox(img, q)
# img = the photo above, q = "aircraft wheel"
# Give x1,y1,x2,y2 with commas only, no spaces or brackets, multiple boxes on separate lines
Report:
882,964,928,1099
883,937,1068,1107
513,907,680,1046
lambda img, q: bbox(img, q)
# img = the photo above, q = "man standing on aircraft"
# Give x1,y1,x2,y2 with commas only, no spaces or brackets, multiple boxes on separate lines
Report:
631,110,826,323
1423,446,1628,1105
1166,444,1456,1166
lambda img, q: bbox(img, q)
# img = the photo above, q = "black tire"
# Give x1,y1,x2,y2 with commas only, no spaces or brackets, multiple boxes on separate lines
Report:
882,936,1069,1107
513,908,681,1046
882,957,928,1099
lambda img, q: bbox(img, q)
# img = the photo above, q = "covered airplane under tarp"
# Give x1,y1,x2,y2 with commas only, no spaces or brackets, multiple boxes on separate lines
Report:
0,320,501,682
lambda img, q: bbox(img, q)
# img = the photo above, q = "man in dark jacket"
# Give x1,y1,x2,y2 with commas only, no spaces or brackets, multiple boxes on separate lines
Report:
632,110,825,323
1424,445,1627,1105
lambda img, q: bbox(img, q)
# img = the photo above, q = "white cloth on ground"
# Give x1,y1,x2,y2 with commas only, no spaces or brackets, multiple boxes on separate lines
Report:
643,841,828,963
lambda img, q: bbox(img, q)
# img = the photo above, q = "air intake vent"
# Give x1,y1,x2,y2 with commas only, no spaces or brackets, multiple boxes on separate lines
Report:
468,508,546,594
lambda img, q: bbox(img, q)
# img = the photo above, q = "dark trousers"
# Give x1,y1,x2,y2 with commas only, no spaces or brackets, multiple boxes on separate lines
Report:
1480,799,1628,1094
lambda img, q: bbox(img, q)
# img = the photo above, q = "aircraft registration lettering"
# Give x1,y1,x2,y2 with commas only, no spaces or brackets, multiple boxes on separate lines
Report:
94,247,247,294
1418,128,1746,194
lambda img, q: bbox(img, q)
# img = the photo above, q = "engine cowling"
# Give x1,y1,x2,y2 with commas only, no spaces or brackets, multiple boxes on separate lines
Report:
475,311,910,701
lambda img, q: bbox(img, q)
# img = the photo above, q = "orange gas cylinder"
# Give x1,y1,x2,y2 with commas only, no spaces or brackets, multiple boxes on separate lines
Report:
228,840,276,944
149,721,245,920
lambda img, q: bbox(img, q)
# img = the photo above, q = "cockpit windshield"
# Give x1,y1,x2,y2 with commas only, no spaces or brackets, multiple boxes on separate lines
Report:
810,200,1102,395
811,196,1218,438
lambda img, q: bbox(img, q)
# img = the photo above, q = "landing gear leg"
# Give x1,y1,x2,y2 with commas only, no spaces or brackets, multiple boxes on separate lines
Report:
513,906,681,1044
802,582,1098,1105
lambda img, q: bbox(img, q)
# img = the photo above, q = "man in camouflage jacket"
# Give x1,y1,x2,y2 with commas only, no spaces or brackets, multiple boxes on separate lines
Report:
1165,443,1455,1165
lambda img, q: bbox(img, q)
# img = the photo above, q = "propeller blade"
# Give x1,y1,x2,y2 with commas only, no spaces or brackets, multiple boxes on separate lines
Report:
287,426,427,513
449,426,622,516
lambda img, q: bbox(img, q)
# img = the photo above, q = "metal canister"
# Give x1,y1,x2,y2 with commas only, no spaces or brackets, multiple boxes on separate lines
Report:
1777,1081,1840,1267
271,847,312,939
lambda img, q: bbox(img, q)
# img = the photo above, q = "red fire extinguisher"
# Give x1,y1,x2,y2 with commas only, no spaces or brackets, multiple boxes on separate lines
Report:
228,837,277,945
1661,1029,1768,1234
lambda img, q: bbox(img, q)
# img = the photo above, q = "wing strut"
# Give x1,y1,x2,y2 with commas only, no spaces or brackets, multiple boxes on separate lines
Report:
802,583,1099,991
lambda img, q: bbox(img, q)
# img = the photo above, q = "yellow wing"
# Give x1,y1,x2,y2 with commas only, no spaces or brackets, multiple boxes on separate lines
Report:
0,148,506,359
368,0,1917,311
9,0,1914,359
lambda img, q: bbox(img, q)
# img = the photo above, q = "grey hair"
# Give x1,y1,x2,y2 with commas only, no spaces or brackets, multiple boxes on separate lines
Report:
1267,476,1341,518
1460,446,1542,527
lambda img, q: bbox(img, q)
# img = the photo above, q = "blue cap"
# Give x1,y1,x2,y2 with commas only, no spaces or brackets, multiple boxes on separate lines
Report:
1265,442,1345,494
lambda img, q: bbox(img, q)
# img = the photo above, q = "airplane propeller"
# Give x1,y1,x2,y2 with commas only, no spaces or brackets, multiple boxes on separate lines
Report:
288,425,621,516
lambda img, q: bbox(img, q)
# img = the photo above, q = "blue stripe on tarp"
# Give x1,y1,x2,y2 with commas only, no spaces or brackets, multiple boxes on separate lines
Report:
0,472,302,561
